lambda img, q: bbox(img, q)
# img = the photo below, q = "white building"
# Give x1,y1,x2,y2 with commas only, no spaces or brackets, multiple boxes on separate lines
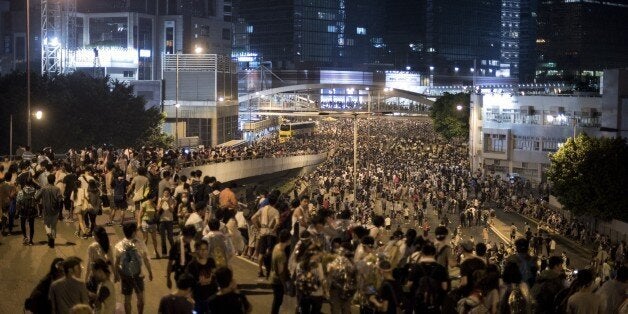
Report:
469,68,628,183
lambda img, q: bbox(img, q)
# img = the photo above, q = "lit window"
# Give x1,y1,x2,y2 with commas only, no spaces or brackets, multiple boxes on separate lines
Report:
246,26,253,33
356,27,366,35
328,25,337,33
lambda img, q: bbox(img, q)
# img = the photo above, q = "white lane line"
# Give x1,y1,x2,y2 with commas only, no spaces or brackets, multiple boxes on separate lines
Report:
236,255,260,267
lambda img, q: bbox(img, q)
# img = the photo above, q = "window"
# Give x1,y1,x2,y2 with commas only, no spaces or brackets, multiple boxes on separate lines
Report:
222,28,231,40
484,134,507,153
246,25,253,33
123,70,134,78
327,25,337,33
514,135,540,151
356,27,366,35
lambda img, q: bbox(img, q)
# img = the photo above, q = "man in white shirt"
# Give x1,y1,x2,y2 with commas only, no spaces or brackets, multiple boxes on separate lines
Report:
251,193,280,277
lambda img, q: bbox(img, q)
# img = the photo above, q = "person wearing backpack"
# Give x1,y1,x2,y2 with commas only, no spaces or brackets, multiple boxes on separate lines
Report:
17,182,38,245
85,179,102,238
114,222,153,314
326,242,358,314
369,260,403,314
407,243,449,314
499,261,532,314
294,247,327,314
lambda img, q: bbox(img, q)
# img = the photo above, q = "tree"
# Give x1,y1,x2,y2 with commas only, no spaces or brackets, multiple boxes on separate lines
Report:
546,133,628,221
429,92,470,140
0,72,170,154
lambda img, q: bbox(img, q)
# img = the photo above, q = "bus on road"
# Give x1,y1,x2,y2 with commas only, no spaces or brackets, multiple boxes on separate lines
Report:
279,121,316,142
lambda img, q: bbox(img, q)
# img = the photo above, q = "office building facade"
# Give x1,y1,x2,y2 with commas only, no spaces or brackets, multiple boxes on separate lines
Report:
469,68,628,183
536,0,628,81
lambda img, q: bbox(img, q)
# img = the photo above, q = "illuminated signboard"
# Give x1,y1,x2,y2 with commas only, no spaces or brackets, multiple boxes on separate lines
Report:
71,47,139,68
385,71,423,93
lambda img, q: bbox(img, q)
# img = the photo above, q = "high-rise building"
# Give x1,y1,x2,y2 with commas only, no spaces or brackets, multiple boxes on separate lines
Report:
234,0,383,71
536,0,628,81
384,0,526,85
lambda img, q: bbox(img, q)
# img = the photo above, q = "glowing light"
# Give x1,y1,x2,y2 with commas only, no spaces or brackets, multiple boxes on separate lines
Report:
429,66,434,71
454,67,459,72
35,111,43,120
175,103,180,108
218,97,224,101
50,37,60,47
470,68,475,72
194,46,203,54
405,66,411,71
456,105,463,111
546,115,554,123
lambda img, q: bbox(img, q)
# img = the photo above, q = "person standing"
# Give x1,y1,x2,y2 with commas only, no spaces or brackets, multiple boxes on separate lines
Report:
207,267,252,314
566,269,604,314
35,174,63,247
186,239,217,314
158,188,176,257
91,258,116,314
270,230,291,314
25,258,65,314
137,195,161,259
157,274,195,314
86,226,116,292
17,181,38,245
49,257,90,314
114,222,154,314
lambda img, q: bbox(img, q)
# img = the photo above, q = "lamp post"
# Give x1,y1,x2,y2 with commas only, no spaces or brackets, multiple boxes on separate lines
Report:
9,114,13,159
175,103,180,147
353,113,358,201
26,0,31,147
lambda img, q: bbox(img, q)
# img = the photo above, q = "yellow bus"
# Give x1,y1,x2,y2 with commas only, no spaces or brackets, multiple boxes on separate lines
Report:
278,121,316,142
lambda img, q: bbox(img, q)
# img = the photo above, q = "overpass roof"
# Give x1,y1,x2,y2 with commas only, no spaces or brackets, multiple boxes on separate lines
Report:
238,83,434,106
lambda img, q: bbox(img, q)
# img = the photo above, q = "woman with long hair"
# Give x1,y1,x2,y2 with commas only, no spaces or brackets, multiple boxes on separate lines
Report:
85,226,116,292
25,258,65,314
138,194,161,259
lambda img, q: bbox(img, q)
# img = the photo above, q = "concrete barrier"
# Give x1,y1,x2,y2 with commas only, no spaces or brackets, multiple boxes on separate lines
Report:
179,153,328,182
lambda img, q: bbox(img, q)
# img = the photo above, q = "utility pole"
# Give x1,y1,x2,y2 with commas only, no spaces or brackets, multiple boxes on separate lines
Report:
26,0,31,147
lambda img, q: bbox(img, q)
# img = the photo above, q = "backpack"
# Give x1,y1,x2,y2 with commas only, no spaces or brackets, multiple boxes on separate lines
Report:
328,256,358,300
435,244,450,268
113,178,127,203
18,188,38,218
383,240,403,269
413,263,445,314
207,234,229,268
87,189,102,215
120,242,142,277
295,263,321,296
507,285,528,314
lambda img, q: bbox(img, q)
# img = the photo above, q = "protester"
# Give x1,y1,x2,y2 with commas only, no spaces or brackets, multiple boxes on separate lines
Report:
49,256,90,314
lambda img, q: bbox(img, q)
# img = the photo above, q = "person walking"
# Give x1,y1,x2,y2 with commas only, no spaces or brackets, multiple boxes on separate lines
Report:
114,222,154,314
17,181,38,245
270,230,291,314
49,257,90,314
157,188,176,257
137,195,161,259
35,174,63,247
86,226,116,293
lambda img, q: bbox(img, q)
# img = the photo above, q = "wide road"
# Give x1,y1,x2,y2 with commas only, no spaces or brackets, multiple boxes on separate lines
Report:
0,197,591,314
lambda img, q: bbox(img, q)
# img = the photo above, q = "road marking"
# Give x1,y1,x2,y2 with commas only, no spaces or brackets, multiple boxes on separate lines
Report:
236,255,260,267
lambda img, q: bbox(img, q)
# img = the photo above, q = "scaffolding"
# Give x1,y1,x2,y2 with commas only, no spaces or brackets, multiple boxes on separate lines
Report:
41,0,77,74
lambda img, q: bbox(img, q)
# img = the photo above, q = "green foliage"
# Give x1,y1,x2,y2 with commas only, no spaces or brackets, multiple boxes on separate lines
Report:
0,72,169,154
429,92,470,140
547,134,628,221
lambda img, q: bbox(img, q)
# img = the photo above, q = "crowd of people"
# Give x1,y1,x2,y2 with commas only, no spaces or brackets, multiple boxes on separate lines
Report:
0,117,626,314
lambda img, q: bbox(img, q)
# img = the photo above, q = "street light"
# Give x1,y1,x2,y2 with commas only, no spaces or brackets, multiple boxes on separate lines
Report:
456,105,463,111
194,46,203,54
35,110,43,120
